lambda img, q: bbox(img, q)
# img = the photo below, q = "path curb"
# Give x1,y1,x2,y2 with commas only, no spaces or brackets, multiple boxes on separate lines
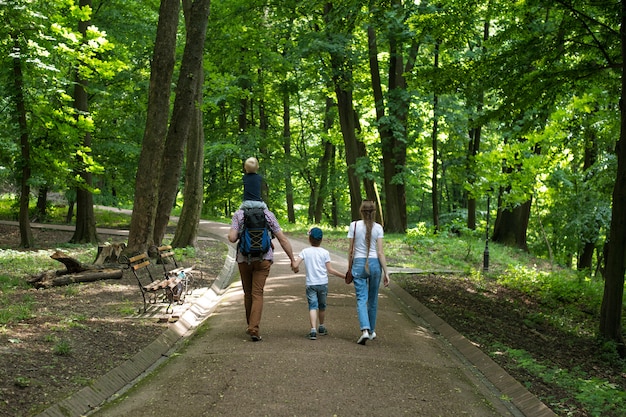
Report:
387,279,556,417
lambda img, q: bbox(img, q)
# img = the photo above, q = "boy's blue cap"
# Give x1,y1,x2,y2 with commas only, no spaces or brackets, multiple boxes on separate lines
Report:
309,227,323,240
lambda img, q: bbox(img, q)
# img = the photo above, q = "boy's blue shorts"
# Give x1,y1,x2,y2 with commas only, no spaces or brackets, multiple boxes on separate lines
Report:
306,284,328,310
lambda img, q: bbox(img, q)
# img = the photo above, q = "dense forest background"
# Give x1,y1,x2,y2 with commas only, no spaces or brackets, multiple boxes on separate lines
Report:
1,1,625,349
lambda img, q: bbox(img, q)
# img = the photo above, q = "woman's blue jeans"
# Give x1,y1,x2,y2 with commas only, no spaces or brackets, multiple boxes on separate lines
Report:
351,257,381,332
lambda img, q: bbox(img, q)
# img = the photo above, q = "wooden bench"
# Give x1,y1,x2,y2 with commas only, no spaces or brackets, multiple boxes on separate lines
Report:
122,252,184,314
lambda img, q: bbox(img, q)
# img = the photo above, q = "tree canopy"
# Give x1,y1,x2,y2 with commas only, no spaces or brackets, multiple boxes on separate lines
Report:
1,0,625,351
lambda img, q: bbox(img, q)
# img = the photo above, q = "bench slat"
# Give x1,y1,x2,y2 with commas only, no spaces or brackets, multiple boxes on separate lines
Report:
132,260,151,271
128,253,148,263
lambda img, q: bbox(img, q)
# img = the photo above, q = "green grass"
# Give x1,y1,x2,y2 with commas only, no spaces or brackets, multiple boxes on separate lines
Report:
52,339,72,356
499,344,626,416
92,209,132,229
0,293,35,325
0,198,131,228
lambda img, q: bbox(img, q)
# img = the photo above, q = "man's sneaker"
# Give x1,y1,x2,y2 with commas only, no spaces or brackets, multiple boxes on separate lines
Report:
250,334,262,342
318,325,328,336
369,331,377,340
357,332,369,345
309,330,317,340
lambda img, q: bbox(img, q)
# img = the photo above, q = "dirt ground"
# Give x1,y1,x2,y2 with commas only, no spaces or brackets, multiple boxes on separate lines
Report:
1,224,625,417
0,225,227,417
394,274,626,417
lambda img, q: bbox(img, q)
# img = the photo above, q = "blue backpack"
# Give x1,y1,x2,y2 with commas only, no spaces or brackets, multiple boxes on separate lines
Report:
239,207,272,261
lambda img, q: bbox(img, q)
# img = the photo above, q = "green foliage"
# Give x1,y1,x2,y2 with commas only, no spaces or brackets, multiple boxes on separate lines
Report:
0,0,618,284
52,314,87,331
499,345,626,416
0,293,34,325
92,208,133,229
14,376,31,388
0,198,132,231
52,339,72,356
500,266,601,305
117,301,137,316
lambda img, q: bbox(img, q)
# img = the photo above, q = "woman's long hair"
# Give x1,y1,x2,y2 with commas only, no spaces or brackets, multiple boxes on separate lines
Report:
360,200,377,270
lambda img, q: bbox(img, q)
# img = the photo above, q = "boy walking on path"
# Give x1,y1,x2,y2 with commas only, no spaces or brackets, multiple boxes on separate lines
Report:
292,227,346,340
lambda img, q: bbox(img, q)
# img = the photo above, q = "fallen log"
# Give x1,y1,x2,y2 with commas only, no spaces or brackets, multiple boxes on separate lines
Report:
28,268,123,289
50,250,84,273
27,250,124,288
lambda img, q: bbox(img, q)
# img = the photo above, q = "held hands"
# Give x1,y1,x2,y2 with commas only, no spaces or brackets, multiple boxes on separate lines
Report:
290,259,299,274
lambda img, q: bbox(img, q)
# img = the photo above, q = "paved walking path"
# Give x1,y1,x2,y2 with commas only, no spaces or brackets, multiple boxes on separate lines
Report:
34,219,556,417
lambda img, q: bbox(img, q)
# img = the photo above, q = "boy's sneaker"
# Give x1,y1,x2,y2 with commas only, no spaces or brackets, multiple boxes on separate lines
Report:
309,330,317,340
318,325,328,335
369,331,377,340
357,332,369,345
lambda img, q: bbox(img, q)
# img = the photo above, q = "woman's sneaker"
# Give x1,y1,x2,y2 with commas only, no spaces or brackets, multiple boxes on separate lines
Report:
357,331,369,345
309,329,317,340
318,325,328,335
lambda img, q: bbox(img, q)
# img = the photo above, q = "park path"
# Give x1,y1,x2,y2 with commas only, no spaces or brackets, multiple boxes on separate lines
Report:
33,216,555,417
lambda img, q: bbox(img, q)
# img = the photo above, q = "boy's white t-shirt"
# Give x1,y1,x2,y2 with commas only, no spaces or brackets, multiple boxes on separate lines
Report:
298,246,331,286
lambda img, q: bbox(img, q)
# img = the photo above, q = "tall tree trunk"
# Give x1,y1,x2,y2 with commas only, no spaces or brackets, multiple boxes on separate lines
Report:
315,97,336,224
70,0,98,245
65,191,75,224
432,93,440,232
332,85,360,219
431,44,440,232
171,0,206,248
599,0,626,357
283,90,296,223
153,0,212,246
492,140,538,251
324,3,361,220
127,0,180,254
385,6,409,232
467,21,489,231
578,129,598,271
172,48,204,248
492,197,531,251
11,35,34,248
329,145,339,227
354,111,377,206
367,17,411,233
171,102,204,248
466,125,481,230
35,186,48,221
315,141,334,224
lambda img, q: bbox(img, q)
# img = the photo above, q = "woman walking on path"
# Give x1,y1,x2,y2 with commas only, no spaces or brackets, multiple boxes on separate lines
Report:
348,200,390,345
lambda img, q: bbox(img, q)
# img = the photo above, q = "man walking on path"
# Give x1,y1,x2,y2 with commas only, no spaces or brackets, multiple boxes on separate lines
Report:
228,206,297,342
